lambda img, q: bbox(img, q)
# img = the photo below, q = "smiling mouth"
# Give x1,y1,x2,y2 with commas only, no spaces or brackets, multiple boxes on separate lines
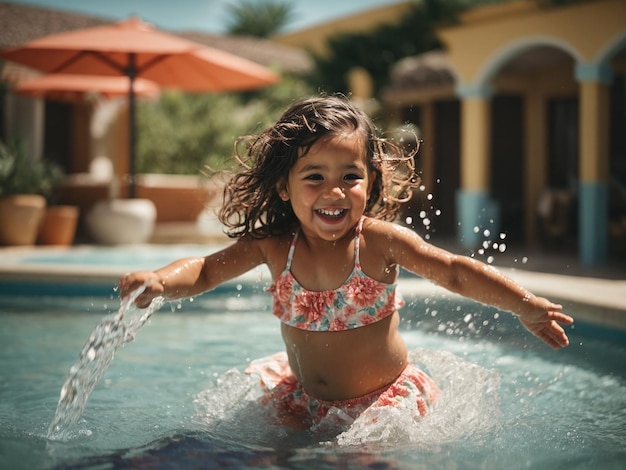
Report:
316,208,346,219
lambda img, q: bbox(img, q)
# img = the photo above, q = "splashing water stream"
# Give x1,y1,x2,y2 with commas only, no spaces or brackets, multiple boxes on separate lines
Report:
47,285,164,440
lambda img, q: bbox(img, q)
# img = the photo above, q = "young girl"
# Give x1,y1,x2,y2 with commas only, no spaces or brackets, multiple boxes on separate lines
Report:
119,96,573,430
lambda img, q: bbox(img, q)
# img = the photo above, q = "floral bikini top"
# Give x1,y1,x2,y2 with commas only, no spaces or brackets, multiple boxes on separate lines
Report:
268,217,403,332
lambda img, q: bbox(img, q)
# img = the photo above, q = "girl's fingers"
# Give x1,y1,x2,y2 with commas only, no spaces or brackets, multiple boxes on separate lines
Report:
550,311,574,325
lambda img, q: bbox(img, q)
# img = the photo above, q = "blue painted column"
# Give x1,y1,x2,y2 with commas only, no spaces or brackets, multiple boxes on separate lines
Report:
455,84,500,248
575,62,612,265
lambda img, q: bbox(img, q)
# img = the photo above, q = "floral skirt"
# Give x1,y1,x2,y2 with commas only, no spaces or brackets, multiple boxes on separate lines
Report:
245,352,439,429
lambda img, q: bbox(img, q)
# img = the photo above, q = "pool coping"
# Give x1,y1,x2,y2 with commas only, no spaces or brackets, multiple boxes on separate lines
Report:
398,274,626,333
1,245,625,332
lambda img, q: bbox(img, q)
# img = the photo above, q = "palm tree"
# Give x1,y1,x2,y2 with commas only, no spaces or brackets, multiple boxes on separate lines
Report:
226,0,294,37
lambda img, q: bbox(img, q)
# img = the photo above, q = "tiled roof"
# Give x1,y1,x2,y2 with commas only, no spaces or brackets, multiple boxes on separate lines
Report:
178,32,311,74
388,51,454,90
0,2,110,49
0,1,311,74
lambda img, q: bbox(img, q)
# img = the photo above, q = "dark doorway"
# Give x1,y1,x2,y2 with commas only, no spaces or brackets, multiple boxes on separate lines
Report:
491,95,524,243
432,99,460,238
546,96,579,245
43,100,72,172
609,73,626,257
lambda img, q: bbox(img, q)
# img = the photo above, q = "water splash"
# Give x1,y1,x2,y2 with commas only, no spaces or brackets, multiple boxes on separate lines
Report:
47,285,164,440
334,349,501,449
193,349,501,450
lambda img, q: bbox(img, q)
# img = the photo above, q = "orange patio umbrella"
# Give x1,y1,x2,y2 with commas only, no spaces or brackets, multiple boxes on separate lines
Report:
0,17,279,197
14,74,160,101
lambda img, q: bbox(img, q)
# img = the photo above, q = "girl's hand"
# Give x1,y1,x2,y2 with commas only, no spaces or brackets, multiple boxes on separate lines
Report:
518,297,574,349
118,271,164,308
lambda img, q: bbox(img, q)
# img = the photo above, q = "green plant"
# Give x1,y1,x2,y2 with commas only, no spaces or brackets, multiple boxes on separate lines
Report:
136,74,314,175
226,0,294,37
0,138,64,198
310,0,459,95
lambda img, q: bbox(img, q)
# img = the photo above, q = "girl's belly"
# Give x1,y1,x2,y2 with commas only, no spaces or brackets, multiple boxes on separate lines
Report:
281,313,408,401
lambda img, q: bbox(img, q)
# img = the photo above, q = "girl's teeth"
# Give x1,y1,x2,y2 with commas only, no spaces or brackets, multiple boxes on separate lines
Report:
319,209,343,216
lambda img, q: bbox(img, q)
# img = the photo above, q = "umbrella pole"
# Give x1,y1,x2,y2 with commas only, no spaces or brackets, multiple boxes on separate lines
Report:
128,53,137,199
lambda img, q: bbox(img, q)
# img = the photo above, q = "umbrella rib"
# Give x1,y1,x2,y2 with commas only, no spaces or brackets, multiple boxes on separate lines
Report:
51,50,126,75
88,50,127,75
51,50,89,73
136,54,170,77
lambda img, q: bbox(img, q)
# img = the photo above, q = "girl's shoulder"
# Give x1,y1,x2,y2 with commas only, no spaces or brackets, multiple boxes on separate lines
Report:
248,231,296,276
241,231,293,253
361,217,418,242
359,218,420,281
360,217,428,263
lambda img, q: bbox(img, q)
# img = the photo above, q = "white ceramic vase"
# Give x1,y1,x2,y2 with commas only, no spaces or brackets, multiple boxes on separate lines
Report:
86,198,157,245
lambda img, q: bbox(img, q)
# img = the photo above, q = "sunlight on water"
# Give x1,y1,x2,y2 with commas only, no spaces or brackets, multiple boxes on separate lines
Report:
47,285,164,440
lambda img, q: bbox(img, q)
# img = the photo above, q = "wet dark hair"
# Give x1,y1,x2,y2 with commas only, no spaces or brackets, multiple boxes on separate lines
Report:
219,95,420,238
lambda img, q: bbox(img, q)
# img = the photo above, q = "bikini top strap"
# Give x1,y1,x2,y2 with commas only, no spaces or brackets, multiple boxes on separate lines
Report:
354,216,365,267
285,229,299,271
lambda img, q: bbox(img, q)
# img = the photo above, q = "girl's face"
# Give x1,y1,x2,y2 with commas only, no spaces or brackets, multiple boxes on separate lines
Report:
278,132,375,242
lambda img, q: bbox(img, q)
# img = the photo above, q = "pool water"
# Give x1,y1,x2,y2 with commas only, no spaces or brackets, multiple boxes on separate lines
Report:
1,286,625,469
19,245,220,269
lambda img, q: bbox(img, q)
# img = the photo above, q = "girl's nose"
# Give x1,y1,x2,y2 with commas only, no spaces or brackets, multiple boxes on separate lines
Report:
325,185,345,199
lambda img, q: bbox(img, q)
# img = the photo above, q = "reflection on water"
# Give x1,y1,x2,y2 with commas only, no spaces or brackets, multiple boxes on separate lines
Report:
0,291,624,469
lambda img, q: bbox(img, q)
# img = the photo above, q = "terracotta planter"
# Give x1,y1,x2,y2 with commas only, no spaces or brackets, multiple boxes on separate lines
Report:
37,205,79,246
0,194,47,246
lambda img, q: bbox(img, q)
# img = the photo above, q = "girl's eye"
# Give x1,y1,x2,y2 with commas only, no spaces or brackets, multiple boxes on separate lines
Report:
344,173,363,181
305,174,323,181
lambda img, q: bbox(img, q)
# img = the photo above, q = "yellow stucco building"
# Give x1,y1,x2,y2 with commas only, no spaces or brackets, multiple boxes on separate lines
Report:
382,0,626,266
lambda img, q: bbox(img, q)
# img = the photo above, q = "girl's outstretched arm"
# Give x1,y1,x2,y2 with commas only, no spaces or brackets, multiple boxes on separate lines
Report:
384,223,574,349
119,237,265,308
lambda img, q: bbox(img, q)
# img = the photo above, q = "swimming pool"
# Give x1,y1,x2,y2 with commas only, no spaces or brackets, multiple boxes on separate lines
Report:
1,277,625,469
